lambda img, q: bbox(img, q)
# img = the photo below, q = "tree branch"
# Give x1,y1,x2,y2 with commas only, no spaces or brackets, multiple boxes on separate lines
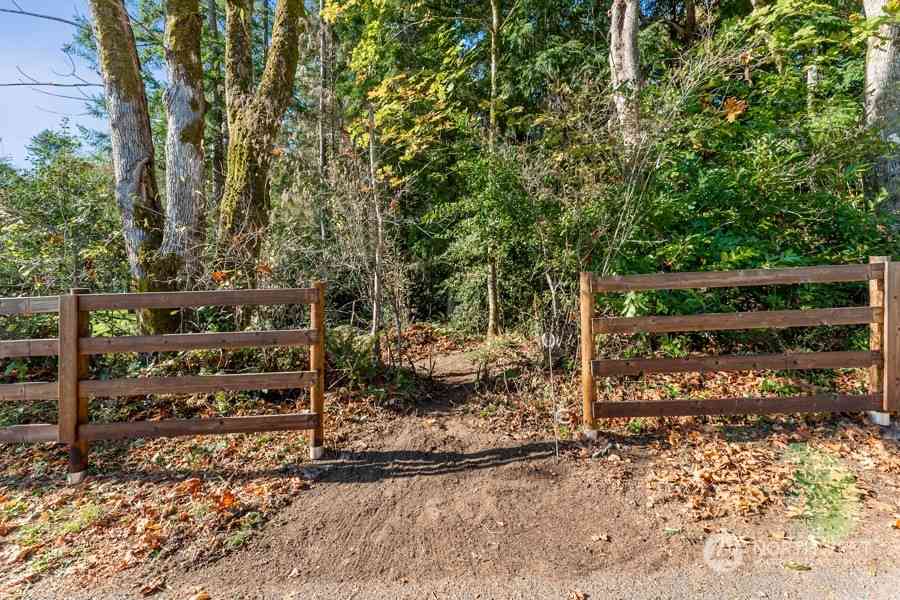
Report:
256,0,304,120
0,82,103,87
224,0,255,120
1,1,89,31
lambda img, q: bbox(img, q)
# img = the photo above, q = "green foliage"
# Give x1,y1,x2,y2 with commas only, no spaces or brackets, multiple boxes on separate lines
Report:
0,125,127,297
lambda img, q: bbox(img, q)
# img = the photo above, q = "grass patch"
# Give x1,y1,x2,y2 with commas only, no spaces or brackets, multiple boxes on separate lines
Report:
786,444,862,542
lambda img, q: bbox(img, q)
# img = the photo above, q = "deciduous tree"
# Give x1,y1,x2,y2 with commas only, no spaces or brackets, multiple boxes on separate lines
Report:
217,0,305,285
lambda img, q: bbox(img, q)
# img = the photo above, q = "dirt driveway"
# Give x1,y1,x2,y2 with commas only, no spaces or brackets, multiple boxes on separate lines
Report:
23,352,900,599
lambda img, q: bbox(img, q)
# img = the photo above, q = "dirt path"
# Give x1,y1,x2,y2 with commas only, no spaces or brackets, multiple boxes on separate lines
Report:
26,352,900,599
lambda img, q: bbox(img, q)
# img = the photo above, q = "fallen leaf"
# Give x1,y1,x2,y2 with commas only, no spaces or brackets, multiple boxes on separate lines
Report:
138,578,165,596
215,491,237,511
784,561,812,572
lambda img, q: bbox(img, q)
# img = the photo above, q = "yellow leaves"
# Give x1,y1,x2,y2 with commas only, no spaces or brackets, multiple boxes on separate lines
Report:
723,97,748,123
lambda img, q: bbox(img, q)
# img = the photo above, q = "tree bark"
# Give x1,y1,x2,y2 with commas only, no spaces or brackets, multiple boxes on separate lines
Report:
88,0,179,334
207,0,227,208
317,0,329,240
489,0,500,152
162,0,205,282
485,0,501,338
218,0,304,285
318,0,328,177
865,0,900,218
487,257,500,337
609,0,641,150
684,0,696,43
369,106,384,364
260,0,270,62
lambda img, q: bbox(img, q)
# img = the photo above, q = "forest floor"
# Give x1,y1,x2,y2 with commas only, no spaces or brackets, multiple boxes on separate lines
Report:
4,325,900,598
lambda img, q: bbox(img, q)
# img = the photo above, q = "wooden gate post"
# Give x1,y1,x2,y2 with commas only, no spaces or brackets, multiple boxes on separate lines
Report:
883,261,900,418
868,257,890,425
580,272,599,439
59,288,90,483
309,281,326,459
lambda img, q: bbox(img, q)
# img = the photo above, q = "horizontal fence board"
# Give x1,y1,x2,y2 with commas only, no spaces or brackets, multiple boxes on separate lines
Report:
0,296,59,316
592,351,880,377
594,393,882,418
592,307,879,335
591,264,879,293
0,338,59,358
80,371,316,397
79,329,317,355
0,382,58,402
79,412,320,441
79,288,318,311
0,423,57,443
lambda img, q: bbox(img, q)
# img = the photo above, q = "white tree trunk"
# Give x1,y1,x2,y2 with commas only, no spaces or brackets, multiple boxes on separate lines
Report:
162,0,205,281
90,0,161,284
865,0,900,217
89,0,182,333
609,0,641,149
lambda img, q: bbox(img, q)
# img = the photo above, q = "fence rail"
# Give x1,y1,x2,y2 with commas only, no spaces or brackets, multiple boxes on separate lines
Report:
0,284,327,482
580,257,896,432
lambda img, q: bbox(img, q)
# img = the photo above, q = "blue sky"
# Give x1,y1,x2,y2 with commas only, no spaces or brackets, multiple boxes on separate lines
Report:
0,0,107,167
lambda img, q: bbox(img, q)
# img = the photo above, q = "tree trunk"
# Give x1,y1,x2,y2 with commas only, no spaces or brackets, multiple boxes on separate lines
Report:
489,0,500,152
369,106,384,364
317,0,329,240
218,0,304,285
208,0,227,208
88,0,179,334
806,62,818,112
485,0,501,338
609,0,641,149
261,0,270,62
865,0,900,218
683,0,695,42
318,0,328,177
486,257,500,337
162,0,205,282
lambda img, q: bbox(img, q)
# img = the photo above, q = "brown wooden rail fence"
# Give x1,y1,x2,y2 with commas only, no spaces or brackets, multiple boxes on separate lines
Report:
580,257,897,433
0,283,327,483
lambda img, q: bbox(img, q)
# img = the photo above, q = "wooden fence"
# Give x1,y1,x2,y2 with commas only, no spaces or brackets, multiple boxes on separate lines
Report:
0,284,327,482
580,257,896,432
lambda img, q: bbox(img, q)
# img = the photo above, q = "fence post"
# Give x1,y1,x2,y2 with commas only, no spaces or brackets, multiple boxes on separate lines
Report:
868,257,890,426
580,272,598,439
59,288,90,483
883,261,900,418
309,281,326,459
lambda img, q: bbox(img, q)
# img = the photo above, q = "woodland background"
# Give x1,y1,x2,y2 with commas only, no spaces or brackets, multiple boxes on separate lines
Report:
2,0,900,370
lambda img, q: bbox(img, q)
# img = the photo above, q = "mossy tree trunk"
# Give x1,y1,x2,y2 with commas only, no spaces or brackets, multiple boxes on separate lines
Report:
217,0,304,286
162,0,205,281
88,0,180,334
